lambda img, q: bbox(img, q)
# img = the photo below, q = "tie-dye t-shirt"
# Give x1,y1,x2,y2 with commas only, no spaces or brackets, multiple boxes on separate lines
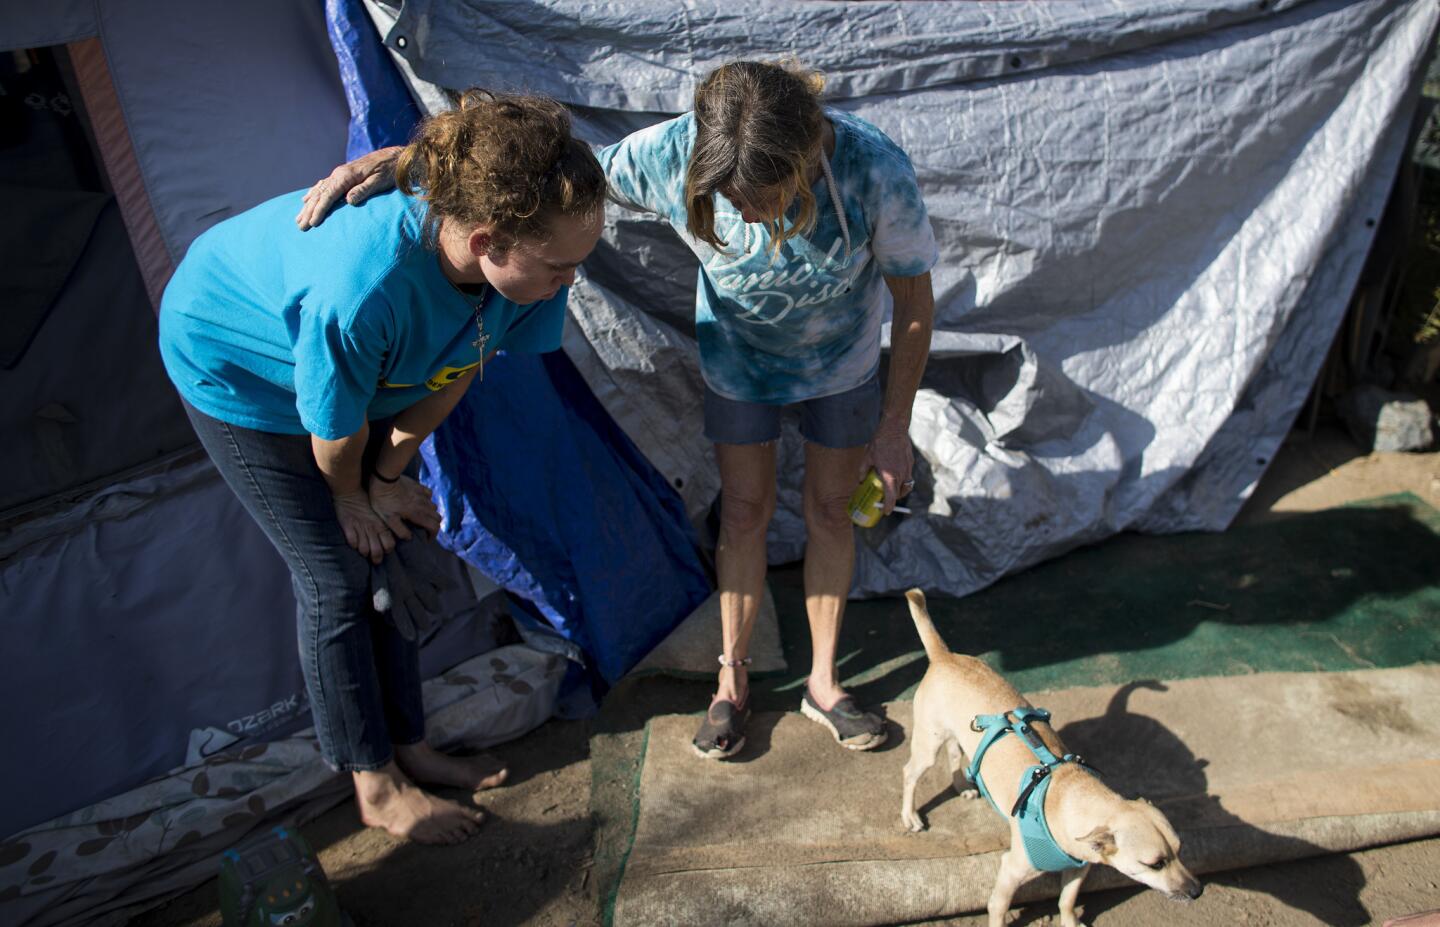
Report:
598,109,938,404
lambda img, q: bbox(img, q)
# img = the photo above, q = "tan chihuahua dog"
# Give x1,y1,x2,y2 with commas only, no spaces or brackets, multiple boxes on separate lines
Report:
901,589,1202,927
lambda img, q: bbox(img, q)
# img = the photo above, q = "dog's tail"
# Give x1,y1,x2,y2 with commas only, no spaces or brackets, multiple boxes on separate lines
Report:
904,588,951,663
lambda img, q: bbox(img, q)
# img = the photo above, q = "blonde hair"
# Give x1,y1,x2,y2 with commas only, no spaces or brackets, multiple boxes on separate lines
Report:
395,89,606,246
685,60,826,257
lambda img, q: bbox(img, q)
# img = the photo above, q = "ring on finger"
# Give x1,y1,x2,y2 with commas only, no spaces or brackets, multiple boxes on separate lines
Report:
901,478,916,491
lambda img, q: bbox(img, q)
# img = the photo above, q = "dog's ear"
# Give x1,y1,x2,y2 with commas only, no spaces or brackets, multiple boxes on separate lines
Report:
1135,799,1182,843
1076,826,1116,859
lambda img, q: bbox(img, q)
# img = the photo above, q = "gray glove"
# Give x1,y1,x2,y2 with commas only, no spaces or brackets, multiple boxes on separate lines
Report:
370,531,458,641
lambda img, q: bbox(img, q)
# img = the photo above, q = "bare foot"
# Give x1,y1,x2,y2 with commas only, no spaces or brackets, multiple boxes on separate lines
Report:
353,762,485,845
713,663,749,708
394,741,509,793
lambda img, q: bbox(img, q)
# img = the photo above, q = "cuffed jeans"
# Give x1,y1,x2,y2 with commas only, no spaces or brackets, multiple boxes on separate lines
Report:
183,401,424,772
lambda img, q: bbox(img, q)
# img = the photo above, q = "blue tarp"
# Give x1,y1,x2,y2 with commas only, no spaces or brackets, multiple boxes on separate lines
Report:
421,351,712,686
324,0,421,159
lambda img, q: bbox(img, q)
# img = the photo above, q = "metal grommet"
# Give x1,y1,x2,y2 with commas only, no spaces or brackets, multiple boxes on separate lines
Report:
395,35,408,48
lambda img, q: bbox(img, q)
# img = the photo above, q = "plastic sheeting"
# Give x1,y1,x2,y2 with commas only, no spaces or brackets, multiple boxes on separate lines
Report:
323,0,422,159
422,349,713,686
378,0,1440,597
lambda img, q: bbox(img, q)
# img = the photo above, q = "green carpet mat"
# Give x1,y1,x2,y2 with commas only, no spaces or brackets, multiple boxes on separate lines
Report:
592,494,1440,924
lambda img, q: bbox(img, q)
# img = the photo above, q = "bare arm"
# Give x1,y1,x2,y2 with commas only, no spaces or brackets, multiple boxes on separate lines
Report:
312,424,369,495
374,364,482,480
312,424,396,563
865,271,935,511
365,363,485,542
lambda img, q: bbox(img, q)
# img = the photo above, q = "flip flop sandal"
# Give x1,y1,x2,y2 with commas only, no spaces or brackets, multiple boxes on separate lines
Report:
692,697,750,760
801,690,887,750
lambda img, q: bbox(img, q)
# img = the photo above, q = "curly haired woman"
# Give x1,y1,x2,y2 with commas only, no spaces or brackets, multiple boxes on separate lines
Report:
161,91,606,841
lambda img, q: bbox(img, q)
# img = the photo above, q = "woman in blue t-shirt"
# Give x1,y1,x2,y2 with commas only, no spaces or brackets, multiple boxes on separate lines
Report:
302,61,937,763
161,91,606,843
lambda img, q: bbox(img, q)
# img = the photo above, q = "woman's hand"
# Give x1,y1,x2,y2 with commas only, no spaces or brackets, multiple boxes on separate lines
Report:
368,474,442,541
333,490,396,565
295,145,404,230
862,414,915,514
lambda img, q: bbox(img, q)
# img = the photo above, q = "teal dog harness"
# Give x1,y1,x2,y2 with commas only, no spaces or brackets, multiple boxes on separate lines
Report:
967,707,1097,872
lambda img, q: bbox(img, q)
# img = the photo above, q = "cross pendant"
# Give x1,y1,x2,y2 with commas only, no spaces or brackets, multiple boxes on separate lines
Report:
473,324,491,382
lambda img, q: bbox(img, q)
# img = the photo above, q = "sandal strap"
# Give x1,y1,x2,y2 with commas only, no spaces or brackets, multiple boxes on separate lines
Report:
718,654,753,668
694,698,749,750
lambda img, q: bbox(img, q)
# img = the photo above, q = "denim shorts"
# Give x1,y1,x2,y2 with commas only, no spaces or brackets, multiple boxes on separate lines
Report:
703,376,883,449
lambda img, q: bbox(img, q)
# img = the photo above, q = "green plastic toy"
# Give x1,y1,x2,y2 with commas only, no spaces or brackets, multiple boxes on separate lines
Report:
218,826,348,927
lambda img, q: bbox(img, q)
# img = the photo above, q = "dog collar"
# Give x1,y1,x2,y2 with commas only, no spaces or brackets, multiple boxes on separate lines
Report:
967,707,1091,872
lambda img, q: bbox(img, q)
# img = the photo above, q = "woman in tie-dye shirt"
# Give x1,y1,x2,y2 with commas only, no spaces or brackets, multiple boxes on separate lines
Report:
300,60,938,762
600,61,938,759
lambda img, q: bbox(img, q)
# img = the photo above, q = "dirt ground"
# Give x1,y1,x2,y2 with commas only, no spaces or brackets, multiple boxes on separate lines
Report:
135,422,1440,927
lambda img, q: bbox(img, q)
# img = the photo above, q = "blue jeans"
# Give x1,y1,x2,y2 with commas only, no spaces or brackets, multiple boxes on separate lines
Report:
183,401,423,772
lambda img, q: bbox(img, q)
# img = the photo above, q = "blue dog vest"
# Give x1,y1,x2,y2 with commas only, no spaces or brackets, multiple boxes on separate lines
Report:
967,707,1092,872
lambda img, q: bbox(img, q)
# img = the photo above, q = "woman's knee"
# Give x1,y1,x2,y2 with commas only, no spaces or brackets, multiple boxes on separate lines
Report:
719,490,775,537
804,487,853,534
290,551,374,626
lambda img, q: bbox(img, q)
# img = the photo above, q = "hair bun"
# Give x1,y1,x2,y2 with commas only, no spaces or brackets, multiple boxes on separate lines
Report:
393,89,607,244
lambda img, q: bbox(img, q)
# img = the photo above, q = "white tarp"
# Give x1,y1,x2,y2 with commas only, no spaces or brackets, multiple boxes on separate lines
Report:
376,0,1439,596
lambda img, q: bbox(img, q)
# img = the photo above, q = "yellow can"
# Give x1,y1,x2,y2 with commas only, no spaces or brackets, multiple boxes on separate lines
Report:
847,469,887,528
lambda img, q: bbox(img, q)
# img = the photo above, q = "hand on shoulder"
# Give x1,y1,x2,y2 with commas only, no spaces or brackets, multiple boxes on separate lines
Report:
295,146,404,231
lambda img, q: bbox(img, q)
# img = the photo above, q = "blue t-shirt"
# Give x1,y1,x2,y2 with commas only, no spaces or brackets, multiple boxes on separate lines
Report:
599,109,938,404
159,189,566,439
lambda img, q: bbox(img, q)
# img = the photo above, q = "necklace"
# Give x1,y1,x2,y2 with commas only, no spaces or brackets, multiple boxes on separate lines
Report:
738,145,851,262
468,284,491,381
818,153,852,261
